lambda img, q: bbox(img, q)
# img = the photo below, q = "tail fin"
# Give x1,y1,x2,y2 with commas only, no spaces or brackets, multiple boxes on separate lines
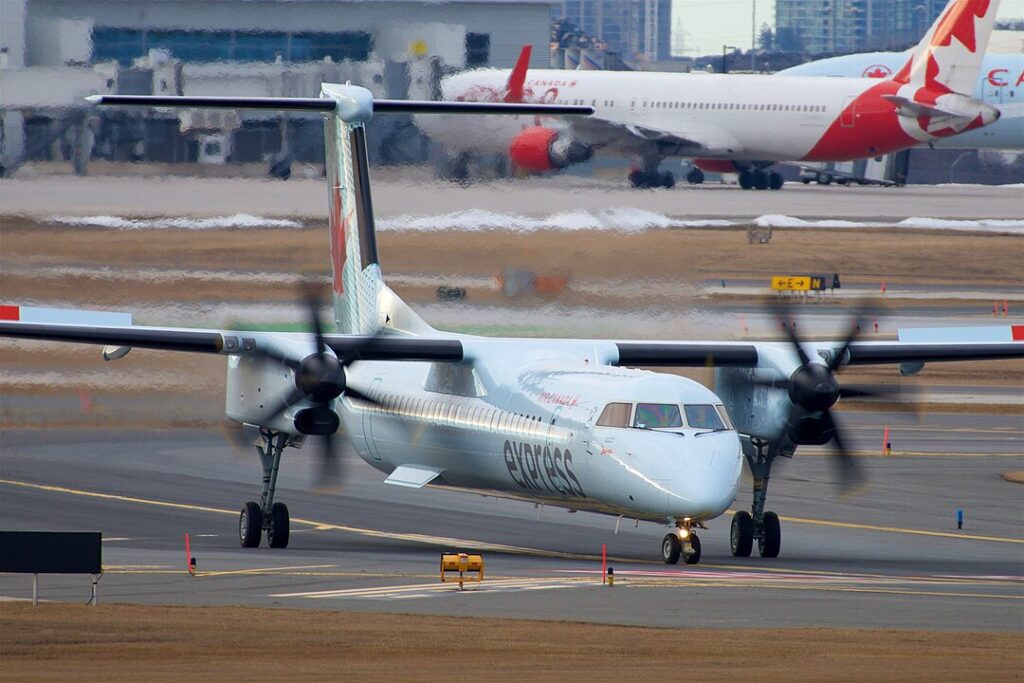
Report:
892,0,999,96
503,45,532,103
321,83,434,336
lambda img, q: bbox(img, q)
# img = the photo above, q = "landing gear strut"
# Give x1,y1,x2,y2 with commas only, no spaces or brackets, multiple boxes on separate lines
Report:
732,437,784,558
662,518,702,565
239,429,291,549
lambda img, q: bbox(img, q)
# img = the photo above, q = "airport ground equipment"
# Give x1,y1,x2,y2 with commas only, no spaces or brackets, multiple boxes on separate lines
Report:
440,553,484,589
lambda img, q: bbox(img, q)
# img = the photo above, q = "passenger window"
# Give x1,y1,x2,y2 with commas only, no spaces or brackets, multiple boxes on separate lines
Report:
685,404,725,430
633,403,683,429
596,402,632,427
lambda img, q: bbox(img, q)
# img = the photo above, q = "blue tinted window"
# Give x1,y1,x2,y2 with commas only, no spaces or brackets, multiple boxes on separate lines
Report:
148,30,231,62
233,32,288,61
92,28,146,66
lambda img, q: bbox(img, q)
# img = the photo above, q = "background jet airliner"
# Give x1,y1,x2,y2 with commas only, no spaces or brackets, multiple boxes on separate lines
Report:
780,48,1024,152
2,82,1021,565
415,0,1003,188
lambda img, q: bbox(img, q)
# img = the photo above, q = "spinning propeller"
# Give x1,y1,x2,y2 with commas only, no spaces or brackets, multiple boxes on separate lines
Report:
760,303,917,492
232,282,382,489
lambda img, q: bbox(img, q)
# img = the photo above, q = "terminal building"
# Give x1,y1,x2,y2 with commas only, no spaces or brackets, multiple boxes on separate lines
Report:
0,0,551,173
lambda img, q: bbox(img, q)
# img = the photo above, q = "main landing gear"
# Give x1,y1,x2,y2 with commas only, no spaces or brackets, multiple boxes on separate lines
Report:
738,169,784,191
662,519,702,565
629,168,675,189
239,429,291,549
730,437,783,558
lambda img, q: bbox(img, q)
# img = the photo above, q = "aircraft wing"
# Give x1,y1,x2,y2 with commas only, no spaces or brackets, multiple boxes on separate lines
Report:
567,116,717,157
611,340,1024,367
0,321,464,362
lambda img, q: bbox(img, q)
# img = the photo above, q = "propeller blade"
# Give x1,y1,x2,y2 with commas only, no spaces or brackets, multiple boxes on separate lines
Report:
773,304,810,366
825,412,864,494
343,386,380,407
828,301,877,372
301,281,327,355
749,376,791,391
312,430,343,491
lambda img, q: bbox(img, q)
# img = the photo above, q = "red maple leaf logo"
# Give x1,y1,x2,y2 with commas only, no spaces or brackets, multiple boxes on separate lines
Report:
931,0,990,53
863,65,892,79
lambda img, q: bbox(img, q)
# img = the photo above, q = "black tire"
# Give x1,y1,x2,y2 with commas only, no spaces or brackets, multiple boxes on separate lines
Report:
683,532,702,565
738,170,755,190
759,511,781,558
662,533,681,564
768,171,785,190
686,167,705,184
628,169,645,188
268,502,290,549
731,511,754,557
817,173,833,185
239,501,262,548
660,172,676,189
753,171,770,190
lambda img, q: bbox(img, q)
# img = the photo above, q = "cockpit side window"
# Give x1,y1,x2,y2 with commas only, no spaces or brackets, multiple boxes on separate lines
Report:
684,404,726,430
714,404,734,430
596,402,632,427
633,403,683,429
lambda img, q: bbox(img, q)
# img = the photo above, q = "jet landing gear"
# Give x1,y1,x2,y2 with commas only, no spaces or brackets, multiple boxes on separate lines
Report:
738,169,784,191
731,438,783,558
240,429,291,549
662,519,702,565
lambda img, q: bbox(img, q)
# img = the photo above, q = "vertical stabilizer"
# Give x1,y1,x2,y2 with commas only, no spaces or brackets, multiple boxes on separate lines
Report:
893,0,999,97
503,45,532,103
320,83,434,336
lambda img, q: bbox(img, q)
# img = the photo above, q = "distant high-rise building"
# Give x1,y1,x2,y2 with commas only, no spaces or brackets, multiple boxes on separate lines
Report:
775,0,946,55
552,0,672,62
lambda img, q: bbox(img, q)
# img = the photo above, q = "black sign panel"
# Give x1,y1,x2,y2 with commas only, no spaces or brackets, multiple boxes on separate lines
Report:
0,532,102,574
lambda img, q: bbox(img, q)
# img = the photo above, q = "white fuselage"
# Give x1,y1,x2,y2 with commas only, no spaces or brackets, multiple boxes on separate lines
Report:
419,69,875,162
338,339,742,523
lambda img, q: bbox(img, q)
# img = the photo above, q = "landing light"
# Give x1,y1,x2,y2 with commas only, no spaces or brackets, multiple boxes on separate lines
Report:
678,528,690,539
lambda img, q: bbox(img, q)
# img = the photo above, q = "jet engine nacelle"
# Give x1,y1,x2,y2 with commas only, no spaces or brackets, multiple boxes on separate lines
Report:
509,127,592,173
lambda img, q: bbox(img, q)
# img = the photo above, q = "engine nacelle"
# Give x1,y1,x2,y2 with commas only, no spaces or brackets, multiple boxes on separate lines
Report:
509,127,592,173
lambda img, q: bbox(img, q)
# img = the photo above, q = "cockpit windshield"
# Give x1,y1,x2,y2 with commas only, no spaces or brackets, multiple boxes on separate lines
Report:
595,401,733,431
684,404,726,430
633,403,683,429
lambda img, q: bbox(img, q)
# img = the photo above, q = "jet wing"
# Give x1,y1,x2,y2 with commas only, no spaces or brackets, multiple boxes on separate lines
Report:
567,116,715,157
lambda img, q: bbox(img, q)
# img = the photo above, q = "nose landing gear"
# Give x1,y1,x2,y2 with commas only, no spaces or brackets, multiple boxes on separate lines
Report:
662,519,702,565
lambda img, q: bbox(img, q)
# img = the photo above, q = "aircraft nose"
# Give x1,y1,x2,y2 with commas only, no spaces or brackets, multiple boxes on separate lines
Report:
667,435,741,518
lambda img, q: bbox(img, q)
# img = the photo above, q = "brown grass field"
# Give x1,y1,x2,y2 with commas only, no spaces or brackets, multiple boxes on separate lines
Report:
2,603,1023,682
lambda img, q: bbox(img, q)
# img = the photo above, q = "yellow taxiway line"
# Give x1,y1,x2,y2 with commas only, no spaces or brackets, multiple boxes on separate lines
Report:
3,478,1021,558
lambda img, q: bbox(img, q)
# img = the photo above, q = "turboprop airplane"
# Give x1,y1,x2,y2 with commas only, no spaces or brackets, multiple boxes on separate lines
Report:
416,0,1003,188
2,84,1022,565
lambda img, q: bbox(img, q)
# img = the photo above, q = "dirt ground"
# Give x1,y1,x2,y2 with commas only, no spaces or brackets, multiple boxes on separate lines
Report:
2,603,1022,682
3,219,1023,287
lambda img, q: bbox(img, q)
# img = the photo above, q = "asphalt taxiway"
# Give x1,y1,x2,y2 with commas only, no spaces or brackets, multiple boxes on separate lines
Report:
2,417,1021,631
